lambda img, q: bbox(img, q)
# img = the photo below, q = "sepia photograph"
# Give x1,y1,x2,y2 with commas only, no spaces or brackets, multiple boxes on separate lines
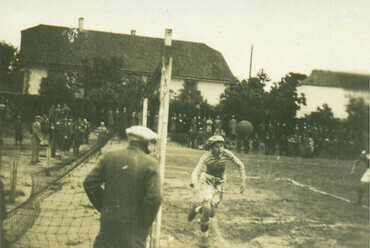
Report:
0,0,369,247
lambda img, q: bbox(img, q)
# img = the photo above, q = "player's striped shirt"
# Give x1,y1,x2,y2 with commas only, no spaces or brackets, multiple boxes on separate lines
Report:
191,149,246,186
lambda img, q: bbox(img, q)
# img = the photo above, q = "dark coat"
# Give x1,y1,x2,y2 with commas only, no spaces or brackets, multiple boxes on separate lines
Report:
83,143,162,248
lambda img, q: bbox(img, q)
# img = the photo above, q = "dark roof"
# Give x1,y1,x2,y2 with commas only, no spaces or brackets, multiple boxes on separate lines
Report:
301,70,369,91
20,24,236,82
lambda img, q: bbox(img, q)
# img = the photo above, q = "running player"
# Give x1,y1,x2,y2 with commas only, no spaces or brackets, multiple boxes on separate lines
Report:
187,135,246,247
350,150,370,206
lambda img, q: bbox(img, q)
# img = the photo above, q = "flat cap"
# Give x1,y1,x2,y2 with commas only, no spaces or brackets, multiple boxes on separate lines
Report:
205,135,225,149
126,126,158,141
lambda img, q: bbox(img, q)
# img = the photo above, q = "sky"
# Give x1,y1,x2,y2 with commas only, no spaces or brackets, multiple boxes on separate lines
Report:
0,0,369,82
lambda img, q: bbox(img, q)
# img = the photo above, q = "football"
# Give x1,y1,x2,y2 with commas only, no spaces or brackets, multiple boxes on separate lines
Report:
236,120,253,137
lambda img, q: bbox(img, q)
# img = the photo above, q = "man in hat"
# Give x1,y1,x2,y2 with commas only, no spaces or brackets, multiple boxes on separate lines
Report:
187,135,246,247
31,115,43,164
84,126,162,248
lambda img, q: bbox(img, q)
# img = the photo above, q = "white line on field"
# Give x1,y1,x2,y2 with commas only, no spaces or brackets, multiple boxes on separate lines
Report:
165,166,369,209
276,178,369,210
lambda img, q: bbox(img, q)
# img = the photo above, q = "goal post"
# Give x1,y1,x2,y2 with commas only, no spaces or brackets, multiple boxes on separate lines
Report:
151,28,173,248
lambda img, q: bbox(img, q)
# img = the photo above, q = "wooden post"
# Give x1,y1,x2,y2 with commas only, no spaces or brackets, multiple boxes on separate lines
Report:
143,98,148,127
45,146,51,176
0,112,3,175
153,28,173,248
9,156,18,203
0,181,3,248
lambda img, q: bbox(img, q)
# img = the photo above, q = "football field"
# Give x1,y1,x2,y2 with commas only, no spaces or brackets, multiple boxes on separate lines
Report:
160,143,369,248
9,140,369,248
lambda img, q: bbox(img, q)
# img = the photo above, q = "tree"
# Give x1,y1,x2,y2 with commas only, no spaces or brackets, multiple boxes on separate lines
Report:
39,74,74,106
218,69,269,126
346,98,369,152
82,57,147,112
0,41,21,91
267,72,307,123
304,104,336,128
170,80,212,126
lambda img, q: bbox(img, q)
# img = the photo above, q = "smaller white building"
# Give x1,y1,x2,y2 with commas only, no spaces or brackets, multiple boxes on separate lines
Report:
297,70,369,119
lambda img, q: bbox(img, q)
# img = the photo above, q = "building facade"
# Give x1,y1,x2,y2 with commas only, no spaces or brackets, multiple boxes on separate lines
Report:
20,19,236,105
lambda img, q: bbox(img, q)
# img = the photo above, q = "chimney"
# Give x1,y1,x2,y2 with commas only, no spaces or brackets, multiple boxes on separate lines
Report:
78,17,84,32
164,29,172,46
131,30,136,36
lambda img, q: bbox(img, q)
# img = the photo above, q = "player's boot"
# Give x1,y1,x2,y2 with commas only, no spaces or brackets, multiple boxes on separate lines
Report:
200,231,209,248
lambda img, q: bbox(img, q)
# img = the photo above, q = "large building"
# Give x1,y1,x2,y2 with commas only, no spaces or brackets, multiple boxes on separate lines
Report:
20,18,236,105
297,70,369,119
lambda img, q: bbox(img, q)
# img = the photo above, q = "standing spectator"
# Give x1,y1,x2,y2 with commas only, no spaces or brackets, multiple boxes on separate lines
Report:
153,111,159,132
137,112,142,126
97,122,108,154
113,108,120,123
129,112,138,127
55,104,62,121
106,108,114,129
84,126,162,248
48,105,56,124
48,123,57,158
62,104,70,119
177,114,183,133
14,115,23,146
66,119,74,152
189,116,198,148
214,116,222,134
170,114,177,133
31,116,43,164
202,117,207,135
206,117,213,139
59,118,71,157
73,124,84,156
121,107,128,138
83,119,91,144
252,132,260,154
182,114,188,133
229,115,237,141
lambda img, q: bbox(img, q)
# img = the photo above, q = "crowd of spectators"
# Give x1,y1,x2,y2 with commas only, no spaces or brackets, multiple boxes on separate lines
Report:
168,113,364,160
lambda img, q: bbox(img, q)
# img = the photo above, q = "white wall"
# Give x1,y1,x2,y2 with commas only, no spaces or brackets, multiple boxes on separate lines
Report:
197,81,226,105
25,67,48,95
170,78,226,106
297,85,369,119
169,78,185,98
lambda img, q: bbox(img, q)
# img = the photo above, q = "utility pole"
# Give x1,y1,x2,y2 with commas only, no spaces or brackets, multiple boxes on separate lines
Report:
249,45,253,79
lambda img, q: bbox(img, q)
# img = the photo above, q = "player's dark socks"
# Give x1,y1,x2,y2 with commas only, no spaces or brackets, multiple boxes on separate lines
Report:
187,207,198,222
200,224,209,233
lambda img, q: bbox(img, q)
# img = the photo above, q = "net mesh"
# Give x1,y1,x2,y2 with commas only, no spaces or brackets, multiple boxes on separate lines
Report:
2,134,113,248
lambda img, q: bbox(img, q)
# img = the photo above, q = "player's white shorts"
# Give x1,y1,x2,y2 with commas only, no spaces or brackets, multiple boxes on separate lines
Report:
360,168,370,183
194,173,223,206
